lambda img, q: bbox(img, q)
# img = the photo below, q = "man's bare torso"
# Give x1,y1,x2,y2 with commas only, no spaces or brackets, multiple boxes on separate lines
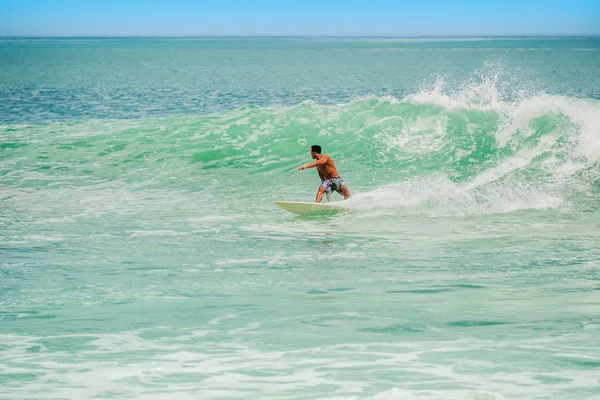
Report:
316,155,340,180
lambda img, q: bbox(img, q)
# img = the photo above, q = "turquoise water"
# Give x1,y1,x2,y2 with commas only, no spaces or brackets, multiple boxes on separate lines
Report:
1,37,600,399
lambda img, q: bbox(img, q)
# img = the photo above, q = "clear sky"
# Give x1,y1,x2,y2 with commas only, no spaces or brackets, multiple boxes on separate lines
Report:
1,0,599,37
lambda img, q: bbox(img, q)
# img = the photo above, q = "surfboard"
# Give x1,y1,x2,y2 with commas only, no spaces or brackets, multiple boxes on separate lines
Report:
275,201,343,216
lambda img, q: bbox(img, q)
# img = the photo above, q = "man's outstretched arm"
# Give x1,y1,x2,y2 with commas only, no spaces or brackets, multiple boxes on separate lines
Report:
298,156,328,171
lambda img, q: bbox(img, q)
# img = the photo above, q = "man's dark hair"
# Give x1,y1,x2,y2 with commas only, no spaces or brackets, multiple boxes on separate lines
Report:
311,145,322,154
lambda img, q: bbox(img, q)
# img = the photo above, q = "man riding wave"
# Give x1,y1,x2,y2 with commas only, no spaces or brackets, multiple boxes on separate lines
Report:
298,145,351,203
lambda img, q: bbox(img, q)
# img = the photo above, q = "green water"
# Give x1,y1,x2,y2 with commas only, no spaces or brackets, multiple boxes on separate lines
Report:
1,37,600,399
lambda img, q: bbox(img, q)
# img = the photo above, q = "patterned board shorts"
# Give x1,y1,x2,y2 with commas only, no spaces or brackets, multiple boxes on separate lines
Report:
320,177,346,198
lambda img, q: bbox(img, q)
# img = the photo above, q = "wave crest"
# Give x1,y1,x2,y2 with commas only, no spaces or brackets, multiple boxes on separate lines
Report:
2,73,599,215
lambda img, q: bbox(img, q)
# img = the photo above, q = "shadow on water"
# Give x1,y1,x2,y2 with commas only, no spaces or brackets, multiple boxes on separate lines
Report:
290,213,343,247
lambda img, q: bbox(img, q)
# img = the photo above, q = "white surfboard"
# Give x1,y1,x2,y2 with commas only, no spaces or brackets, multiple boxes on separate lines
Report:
275,201,344,216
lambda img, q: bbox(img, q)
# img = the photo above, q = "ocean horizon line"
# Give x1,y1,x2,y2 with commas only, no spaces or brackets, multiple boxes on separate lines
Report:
1,34,599,40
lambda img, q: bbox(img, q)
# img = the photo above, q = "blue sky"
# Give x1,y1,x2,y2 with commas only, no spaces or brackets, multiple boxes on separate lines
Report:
1,0,599,36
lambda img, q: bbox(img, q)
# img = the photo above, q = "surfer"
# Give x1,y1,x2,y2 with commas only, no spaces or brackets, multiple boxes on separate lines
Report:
298,145,351,203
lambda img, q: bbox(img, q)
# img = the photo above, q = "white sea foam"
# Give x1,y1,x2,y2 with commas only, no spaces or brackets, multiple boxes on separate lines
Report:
1,324,598,399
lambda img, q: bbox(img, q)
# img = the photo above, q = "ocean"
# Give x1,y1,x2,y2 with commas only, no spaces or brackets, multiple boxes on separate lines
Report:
1,37,600,399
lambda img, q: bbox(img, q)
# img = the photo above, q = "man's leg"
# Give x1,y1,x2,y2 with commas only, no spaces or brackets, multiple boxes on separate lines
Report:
341,186,351,200
316,186,326,203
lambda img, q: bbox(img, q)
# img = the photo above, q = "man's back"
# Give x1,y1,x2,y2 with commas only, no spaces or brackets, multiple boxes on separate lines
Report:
316,155,340,179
